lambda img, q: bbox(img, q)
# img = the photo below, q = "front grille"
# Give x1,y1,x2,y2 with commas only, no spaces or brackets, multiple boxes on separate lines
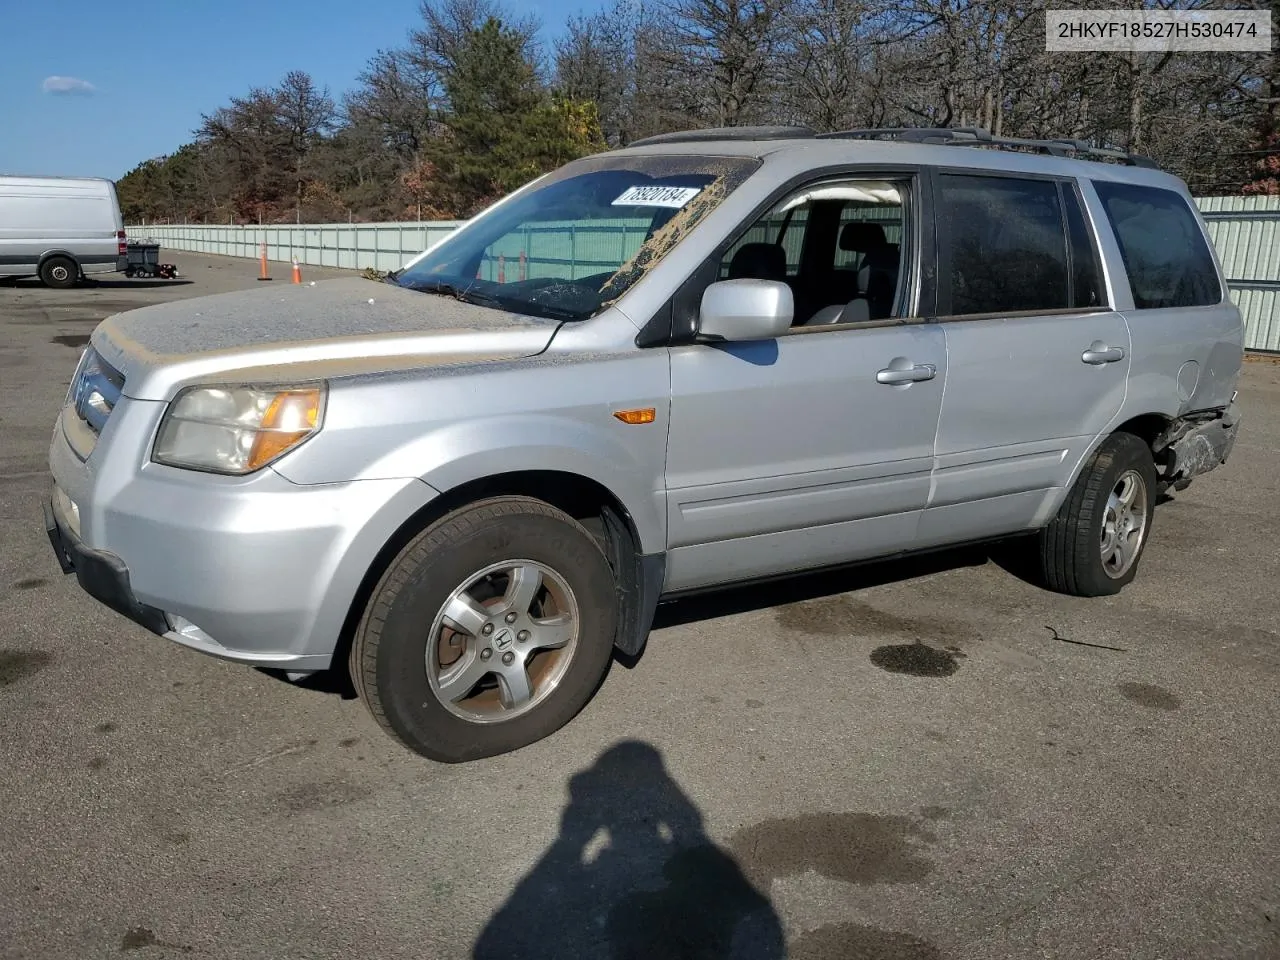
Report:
69,346,124,436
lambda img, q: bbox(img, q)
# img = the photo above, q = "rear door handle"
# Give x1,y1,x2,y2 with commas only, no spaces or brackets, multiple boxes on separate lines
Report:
876,362,937,385
1082,342,1125,364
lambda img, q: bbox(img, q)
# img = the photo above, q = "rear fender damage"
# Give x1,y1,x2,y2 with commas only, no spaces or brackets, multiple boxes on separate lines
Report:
1152,398,1241,488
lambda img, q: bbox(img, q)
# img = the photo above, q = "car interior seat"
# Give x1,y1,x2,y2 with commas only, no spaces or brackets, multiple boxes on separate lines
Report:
803,222,900,326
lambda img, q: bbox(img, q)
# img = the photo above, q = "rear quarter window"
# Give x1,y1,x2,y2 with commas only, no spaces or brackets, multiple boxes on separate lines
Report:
1091,181,1222,309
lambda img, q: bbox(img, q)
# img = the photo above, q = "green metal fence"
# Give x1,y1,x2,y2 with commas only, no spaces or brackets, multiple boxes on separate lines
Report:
1196,196,1280,353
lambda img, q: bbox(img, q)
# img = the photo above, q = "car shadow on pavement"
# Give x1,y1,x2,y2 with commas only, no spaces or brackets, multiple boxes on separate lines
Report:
79,279,194,289
256,666,357,698
0,277,193,290
649,540,1013,636
274,540,1039,693
472,739,785,960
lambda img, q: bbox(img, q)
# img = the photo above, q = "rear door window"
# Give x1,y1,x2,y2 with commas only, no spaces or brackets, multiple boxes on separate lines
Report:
1091,181,1221,309
936,173,1070,315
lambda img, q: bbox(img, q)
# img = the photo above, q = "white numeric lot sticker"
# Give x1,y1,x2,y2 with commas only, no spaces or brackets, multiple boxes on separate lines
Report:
612,185,702,208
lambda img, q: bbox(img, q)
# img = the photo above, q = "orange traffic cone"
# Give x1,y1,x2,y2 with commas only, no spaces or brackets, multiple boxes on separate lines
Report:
257,241,271,281
291,256,302,284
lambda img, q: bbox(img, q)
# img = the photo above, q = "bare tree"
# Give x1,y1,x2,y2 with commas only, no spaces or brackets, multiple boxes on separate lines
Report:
781,0,871,130
123,0,1280,220
556,1,640,145
651,0,794,126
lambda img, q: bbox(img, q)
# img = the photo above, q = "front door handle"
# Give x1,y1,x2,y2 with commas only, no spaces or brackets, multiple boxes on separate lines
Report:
876,362,937,385
1082,342,1125,365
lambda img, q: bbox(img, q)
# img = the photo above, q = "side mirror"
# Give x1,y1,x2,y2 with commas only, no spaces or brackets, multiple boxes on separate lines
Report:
696,279,793,342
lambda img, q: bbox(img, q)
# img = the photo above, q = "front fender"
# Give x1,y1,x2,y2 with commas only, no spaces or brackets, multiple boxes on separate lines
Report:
399,414,668,555
271,349,672,554
277,410,668,555
298,475,442,660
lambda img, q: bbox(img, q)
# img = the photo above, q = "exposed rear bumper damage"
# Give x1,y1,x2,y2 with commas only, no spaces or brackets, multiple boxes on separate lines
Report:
1155,399,1241,487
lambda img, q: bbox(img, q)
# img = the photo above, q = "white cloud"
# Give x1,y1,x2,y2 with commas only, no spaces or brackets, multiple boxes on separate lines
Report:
42,76,95,96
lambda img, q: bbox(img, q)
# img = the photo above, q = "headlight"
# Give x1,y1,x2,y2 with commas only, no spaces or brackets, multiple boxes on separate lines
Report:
152,383,326,475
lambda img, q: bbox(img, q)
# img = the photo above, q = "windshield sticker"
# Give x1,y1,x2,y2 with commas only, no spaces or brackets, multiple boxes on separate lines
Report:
612,185,702,208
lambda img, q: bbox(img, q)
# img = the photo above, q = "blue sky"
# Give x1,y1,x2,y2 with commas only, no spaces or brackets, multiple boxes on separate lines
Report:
0,0,589,181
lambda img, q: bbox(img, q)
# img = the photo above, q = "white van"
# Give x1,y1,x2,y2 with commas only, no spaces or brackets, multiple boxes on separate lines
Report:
0,175,126,287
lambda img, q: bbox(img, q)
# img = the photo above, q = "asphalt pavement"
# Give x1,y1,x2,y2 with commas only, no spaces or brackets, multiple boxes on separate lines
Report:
1,254,1278,960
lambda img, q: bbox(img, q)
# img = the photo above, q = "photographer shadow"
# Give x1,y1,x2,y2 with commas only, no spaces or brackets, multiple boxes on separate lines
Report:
473,740,784,960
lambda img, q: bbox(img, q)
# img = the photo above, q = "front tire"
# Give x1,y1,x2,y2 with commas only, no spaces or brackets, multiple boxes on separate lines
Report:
39,256,78,289
1035,432,1157,597
351,496,618,762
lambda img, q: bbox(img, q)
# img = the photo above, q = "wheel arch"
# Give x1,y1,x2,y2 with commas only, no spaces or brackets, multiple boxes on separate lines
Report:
1110,412,1175,471
333,469,665,687
1039,413,1176,526
37,249,81,270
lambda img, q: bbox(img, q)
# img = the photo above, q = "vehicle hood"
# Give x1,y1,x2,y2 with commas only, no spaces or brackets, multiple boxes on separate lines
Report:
91,276,561,401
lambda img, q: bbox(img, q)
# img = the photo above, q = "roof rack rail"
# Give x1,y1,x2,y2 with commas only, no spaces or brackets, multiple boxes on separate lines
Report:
815,126,1159,168
628,125,817,147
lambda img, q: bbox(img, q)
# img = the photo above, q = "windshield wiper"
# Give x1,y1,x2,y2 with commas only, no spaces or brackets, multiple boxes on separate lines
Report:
520,303,590,321
400,278,591,322
403,279,505,309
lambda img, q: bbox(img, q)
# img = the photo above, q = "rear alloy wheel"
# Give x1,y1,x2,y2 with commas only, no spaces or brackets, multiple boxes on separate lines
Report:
1035,431,1158,597
351,496,617,762
1099,469,1149,579
39,256,78,289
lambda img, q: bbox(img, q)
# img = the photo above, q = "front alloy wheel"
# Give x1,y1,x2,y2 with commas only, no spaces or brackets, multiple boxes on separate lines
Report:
428,560,580,722
351,496,617,762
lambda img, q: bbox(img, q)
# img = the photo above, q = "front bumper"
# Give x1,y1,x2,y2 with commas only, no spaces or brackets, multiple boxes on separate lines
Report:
46,390,439,672
44,465,435,673
43,487,339,671
44,495,169,637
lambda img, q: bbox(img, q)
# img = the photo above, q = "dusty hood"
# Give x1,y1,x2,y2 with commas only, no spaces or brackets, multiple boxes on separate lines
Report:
92,276,561,400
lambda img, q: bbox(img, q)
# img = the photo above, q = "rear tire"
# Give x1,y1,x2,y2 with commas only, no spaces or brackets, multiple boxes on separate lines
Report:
1035,432,1157,597
39,256,78,289
351,496,618,762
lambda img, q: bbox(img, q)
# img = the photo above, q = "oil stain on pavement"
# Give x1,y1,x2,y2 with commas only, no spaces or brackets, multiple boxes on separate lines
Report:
777,596,978,650
276,780,373,814
1118,682,1181,711
788,922,942,959
0,650,53,687
729,812,936,887
120,927,191,953
50,333,91,348
870,643,962,678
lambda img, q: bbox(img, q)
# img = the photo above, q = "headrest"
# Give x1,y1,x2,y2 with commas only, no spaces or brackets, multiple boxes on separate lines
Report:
727,242,787,281
839,222,887,251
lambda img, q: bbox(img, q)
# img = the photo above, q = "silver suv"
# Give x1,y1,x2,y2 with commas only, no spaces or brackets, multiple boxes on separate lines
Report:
45,127,1243,762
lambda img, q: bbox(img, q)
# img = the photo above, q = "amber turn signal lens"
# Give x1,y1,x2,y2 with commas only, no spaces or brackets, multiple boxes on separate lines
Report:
247,389,322,469
613,407,656,425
